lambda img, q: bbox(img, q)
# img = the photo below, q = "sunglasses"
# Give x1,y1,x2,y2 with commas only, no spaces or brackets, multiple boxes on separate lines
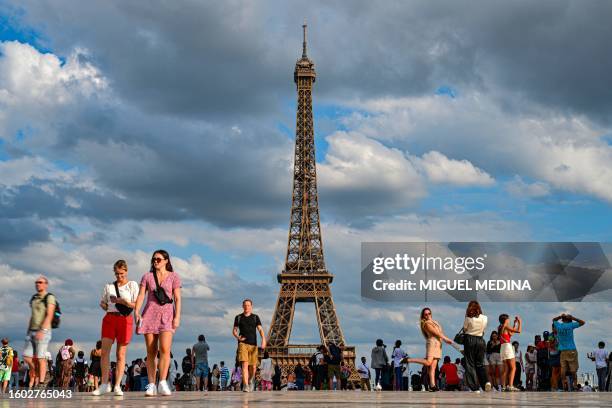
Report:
152,257,165,263
35,281,46,284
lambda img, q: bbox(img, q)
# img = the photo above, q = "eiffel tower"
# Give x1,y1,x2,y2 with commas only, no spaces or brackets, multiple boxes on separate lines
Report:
266,22,357,383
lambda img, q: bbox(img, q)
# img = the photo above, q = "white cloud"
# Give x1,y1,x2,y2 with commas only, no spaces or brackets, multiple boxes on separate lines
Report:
318,131,426,214
339,92,612,203
0,41,107,144
416,150,495,186
505,175,551,198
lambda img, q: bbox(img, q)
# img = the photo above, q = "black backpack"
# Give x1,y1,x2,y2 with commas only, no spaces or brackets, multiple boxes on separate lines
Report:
329,344,342,365
30,293,61,329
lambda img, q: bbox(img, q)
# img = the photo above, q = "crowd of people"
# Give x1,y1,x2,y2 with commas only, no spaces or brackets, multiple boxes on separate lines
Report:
1,250,611,397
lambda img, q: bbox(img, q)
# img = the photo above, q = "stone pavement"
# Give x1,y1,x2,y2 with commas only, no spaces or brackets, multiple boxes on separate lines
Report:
2,391,612,407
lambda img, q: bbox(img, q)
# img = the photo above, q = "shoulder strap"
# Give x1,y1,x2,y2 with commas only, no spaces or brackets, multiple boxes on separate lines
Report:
113,281,120,297
152,272,160,289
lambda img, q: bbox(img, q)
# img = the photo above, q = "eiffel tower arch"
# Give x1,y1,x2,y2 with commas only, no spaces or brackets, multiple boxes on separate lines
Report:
265,23,358,385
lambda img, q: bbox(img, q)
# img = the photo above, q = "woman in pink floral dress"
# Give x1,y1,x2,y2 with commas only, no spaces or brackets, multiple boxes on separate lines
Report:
134,249,182,397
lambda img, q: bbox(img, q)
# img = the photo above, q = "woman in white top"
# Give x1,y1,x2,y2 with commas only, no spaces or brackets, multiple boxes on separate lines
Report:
462,300,491,392
92,260,139,396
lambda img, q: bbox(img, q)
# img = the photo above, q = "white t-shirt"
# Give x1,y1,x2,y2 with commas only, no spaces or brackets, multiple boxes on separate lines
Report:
593,348,608,368
259,358,274,381
463,314,488,336
456,363,465,380
392,347,406,367
402,362,410,378
357,362,370,379
100,281,139,313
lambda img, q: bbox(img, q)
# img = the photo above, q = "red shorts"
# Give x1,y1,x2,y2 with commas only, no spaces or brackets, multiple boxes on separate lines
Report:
101,313,133,345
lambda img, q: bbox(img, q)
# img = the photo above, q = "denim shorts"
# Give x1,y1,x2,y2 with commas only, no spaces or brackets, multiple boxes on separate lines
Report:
194,362,209,377
23,330,52,358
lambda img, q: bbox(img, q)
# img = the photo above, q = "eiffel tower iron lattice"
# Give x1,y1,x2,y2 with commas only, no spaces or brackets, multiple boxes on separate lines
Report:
265,22,359,386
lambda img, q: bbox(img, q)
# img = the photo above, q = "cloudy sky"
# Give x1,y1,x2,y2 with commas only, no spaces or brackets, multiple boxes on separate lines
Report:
1,0,612,377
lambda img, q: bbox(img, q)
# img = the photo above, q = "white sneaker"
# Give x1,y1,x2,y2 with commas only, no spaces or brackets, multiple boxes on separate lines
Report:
158,380,172,396
114,385,123,396
145,383,157,397
92,383,112,396
485,382,492,392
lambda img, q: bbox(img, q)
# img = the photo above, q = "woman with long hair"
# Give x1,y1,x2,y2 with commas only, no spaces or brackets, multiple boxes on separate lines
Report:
405,307,452,392
134,250,182,396
89,341,102,391
462,300,491,392
92,260,139,396
498,314,521,391
486,331,502,390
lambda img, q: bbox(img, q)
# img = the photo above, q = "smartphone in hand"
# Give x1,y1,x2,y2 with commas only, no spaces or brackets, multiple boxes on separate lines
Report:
110,295,117,303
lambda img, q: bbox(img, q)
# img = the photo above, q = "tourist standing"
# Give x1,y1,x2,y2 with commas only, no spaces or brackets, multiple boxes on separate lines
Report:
220,361,230,390
210,364,219,391
74,351,88,392
192,334,210,391
525,345,536,390
259,351,274,391
272,363,282,390
92,260,138,396
486,331,502,390
588,341,608,391
461,300,490,392
391,340,406,391
23,276,56,389
89,341,102,390
370,339,388,388
325,343,342,391
553,313,585,391
232,299,267,392
10,350,19,391
498,314,522,391
135,250,182,396
294,362,305,390
405,308,453,392
0,338,14,394
512,341,523,388
58,339,75,390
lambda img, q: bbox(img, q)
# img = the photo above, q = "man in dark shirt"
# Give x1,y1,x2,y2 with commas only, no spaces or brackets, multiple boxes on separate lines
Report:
232,299,266,392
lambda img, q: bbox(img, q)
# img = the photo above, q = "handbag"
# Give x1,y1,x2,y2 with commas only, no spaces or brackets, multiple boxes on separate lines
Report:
152,272,173,305
454,328,465,345
113,281,134,316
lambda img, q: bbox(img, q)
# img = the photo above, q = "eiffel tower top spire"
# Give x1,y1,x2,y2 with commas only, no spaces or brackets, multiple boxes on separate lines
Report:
302,19,308,59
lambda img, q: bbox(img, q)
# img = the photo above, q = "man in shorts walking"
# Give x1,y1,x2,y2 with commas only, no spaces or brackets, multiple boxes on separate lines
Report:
191,334,210,391
232,299,266,392
23,276,56,389
552,313,584,391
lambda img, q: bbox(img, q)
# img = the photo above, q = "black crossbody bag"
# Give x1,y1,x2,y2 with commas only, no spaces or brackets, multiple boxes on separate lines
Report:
113,281,134,316
153,272,173,305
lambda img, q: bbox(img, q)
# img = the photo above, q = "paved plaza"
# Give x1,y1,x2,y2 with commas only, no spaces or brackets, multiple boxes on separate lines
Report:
2,391,612,407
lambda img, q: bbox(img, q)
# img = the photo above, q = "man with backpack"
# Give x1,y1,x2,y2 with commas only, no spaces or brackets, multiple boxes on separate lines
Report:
0,338,14,394
23,275,58,389
325,342,343,391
